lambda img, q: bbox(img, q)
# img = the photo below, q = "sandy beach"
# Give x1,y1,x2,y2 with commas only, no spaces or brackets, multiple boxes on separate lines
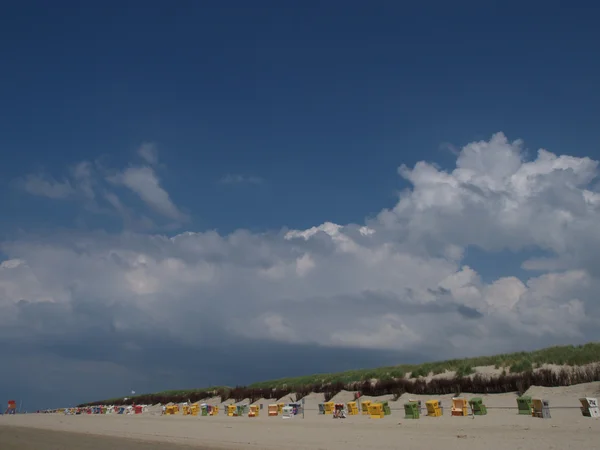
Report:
2,397,599,450
4,383,599,449
0,425,219,450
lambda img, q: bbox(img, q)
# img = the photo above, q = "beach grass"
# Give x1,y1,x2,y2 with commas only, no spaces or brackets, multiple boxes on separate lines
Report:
80,342,600,406
247,342,600,388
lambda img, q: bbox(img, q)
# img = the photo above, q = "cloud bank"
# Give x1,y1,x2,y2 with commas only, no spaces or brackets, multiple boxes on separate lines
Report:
3,132,600,409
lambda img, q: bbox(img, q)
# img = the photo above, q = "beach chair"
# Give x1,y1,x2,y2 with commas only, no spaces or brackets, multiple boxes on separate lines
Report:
532,399,550,419
282,406,294,419
409,399,422,412
324,402,335,414
382,401,391,415
451,398,468,416
248,405,259,417
277,403,285,415
516,396,532,415
347,401,359,415
579,398,600,418
404,401,420,419
333,403,345,418
469,397,487,415
361,400,371,415
368,403,385,419
268,404,278,416
426,400,442,417
542,400,551,419
201,404,208,416
288,402,301,415
318,403,325,415
227,404,236,417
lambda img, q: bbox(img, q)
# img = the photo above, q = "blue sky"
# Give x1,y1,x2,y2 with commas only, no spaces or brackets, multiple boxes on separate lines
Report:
3,1,599,236
1,1,600,410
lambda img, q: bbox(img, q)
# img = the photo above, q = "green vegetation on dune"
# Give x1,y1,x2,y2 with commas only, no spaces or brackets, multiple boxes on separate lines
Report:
151,387,228,396
79,342,600,407
248,342,600,388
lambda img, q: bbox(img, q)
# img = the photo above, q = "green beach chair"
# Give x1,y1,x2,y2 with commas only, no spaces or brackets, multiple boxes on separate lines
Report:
404,401,420,419
517,396,532,415
469,397,487,415
382,401,391,415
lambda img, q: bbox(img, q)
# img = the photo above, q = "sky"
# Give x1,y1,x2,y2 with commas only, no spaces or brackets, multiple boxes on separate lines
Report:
1,1,600,411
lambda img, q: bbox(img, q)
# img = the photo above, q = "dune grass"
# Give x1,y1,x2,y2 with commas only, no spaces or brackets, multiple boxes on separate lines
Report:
79,342,600,407
248,342,600,388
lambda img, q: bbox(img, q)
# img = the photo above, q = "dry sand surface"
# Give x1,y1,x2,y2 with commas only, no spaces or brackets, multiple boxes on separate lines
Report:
0,426,219,450
3,384,599,449
2,405,599,450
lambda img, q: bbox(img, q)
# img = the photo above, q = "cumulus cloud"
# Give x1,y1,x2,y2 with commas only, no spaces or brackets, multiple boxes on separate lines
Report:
4,132,600,408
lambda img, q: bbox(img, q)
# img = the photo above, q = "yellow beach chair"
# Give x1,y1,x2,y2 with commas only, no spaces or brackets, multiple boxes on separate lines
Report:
426,400,442,417
361,400,371,415
368,403,385,419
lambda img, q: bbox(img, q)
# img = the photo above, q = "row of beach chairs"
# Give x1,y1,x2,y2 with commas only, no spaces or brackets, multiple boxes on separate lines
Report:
161,396,600,419
164,402,300,418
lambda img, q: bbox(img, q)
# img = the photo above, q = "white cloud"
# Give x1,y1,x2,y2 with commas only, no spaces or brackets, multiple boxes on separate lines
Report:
108,166,188,222
4,132,600,368
295,253,315,277
378,132,600,259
